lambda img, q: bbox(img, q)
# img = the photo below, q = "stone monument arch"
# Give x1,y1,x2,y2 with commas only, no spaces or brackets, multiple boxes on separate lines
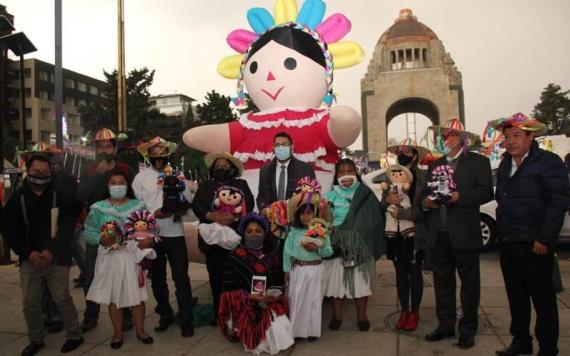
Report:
361,9,464,164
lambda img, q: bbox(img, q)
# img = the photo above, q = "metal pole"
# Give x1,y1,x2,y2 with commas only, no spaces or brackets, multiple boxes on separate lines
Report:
55,0,63,148
117,0,127,131
19,50,26,148
0,42,6,175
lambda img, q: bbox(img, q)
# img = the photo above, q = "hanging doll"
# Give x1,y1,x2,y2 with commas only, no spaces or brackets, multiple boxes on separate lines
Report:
300,217,329,247
158,165,191,222
183,0,365,197
125,210,160,287
380,164,415,239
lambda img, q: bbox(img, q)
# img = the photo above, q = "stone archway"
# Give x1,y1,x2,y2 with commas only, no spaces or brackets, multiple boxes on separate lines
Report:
361,9,464,165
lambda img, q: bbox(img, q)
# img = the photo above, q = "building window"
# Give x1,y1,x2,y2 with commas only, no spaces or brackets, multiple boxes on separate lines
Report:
39,70,49,81
39,90,49,100
65,96,75,106
25,88,32,98
422,48,428,64
50,73,54,83
41,108,51,121
77,82,87,92
89,86,98,95
100,91,107,98
25,108,32,119
65,78,75,89
24,68,31,78
77,99,87,106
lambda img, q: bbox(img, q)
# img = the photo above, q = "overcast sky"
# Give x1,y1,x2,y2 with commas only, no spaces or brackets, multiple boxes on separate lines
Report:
3,0,570,148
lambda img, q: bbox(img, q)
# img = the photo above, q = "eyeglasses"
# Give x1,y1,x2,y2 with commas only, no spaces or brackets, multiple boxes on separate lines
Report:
273,142,291,147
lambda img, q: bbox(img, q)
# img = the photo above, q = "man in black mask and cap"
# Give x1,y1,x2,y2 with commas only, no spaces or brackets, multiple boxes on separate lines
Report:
1,154,84,355
77,128,135,332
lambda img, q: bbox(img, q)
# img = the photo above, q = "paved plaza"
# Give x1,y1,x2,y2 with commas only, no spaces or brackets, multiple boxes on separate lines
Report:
1,248,569,355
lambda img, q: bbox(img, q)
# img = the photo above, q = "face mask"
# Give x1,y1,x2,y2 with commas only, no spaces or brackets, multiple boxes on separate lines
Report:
149,156,169,168
437,144,452,156
213,168,233,182
96,153,114,163
397,153,413,166
337,175,357,188
274,146,291,161
244,234,264,250
109,185,127,200
27,174,52,186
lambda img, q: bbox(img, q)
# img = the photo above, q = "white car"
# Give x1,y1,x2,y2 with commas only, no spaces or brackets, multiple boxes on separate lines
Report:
479,165,570,251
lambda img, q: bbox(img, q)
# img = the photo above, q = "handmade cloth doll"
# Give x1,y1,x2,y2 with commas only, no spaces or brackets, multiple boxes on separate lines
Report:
213,185,247,218
300,217,328,247
158,165,191,222
125,210,160,287
100,221,125,251
426,164,457,205
380,164,415,239
183,0,365,198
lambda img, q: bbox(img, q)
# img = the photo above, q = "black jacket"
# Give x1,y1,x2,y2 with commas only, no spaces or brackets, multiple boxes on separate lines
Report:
495,141,570,247
421,151,494,250
0,174,81,266
77,161,135,209
256,157,316,210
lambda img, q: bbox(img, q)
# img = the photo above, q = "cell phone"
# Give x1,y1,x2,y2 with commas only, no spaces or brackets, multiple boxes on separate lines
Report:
251,276,267,295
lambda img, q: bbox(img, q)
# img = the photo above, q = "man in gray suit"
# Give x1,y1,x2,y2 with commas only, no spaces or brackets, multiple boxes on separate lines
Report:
421,121,493,349
256,132,316,210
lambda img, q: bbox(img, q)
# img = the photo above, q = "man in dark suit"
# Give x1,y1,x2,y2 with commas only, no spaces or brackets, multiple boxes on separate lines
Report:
256,132,316,210
421,120,493,349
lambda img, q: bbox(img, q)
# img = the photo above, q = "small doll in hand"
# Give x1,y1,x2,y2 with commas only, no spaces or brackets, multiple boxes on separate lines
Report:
213,185,247,219
158,165,191,222
125,210,159,286
380,164,415,239
300,217,329,248
100,221,124,251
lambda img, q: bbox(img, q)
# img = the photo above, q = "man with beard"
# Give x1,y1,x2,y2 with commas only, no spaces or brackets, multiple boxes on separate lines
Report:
132,136,195,337
77,128,135,332
1,154,84,355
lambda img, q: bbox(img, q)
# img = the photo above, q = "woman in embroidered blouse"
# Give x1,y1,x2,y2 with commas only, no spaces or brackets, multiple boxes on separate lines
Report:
84,170,154,349
323,158,386,332
218,213,293,355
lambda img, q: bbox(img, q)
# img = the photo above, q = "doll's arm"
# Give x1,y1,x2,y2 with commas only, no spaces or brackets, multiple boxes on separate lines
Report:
183,123,231,152
327,105,362,148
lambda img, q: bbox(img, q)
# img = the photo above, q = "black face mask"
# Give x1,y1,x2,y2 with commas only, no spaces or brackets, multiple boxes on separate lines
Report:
212,168,233,182
149,156,169,168
96,153,114,163
397,153,414,167
27,174,52,186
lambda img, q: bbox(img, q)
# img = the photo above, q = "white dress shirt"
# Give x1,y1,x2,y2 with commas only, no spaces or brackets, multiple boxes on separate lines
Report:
132,166,194,237
510,152,529,177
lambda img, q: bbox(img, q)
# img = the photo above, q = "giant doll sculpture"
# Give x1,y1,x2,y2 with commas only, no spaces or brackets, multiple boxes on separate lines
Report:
183,0,364,194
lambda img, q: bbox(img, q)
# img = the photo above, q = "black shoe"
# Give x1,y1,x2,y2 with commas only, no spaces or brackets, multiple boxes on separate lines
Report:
328,319,342,331
45,320,64,334
155,316,174,332
181,322,194,338
80,319,97,333
21,342,44,356
496,342,533,356
122,318,133,331
456,335,475,349
137,334,154,345
110,339,123,350
307,337,318,342
358,320,371,332
60,338,84,353
425,329,456,342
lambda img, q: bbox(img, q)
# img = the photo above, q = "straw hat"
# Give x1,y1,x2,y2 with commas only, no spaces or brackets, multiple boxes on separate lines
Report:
19,142,64,162
385,164,414,184
94,128,117,142
204,152,244,176
387,138,429,161
428,119,479,146
487,112,547,136
136,136,177,157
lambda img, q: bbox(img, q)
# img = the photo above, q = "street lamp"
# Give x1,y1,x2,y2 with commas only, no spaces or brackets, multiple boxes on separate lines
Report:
0,29,36,150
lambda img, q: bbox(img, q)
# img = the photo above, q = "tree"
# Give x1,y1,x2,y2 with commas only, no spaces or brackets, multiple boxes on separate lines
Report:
194,90,237,125
236,93,259,115
79,67,168,141
532,83,570,135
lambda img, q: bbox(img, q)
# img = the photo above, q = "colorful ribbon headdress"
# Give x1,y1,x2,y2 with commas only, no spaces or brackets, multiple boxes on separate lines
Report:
487,112,547,136
217,0,364,108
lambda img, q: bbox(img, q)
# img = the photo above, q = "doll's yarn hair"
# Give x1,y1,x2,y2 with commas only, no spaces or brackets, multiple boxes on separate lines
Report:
238,212,270,237
124,210,158,236
296,176,321,193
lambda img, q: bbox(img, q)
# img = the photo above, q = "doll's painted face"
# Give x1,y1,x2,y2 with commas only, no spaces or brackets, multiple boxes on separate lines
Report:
243,41,328,111
389,170,409,184
134,220,148,232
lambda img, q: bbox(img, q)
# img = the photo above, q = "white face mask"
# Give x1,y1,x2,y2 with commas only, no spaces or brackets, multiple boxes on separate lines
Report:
337,175,357,188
